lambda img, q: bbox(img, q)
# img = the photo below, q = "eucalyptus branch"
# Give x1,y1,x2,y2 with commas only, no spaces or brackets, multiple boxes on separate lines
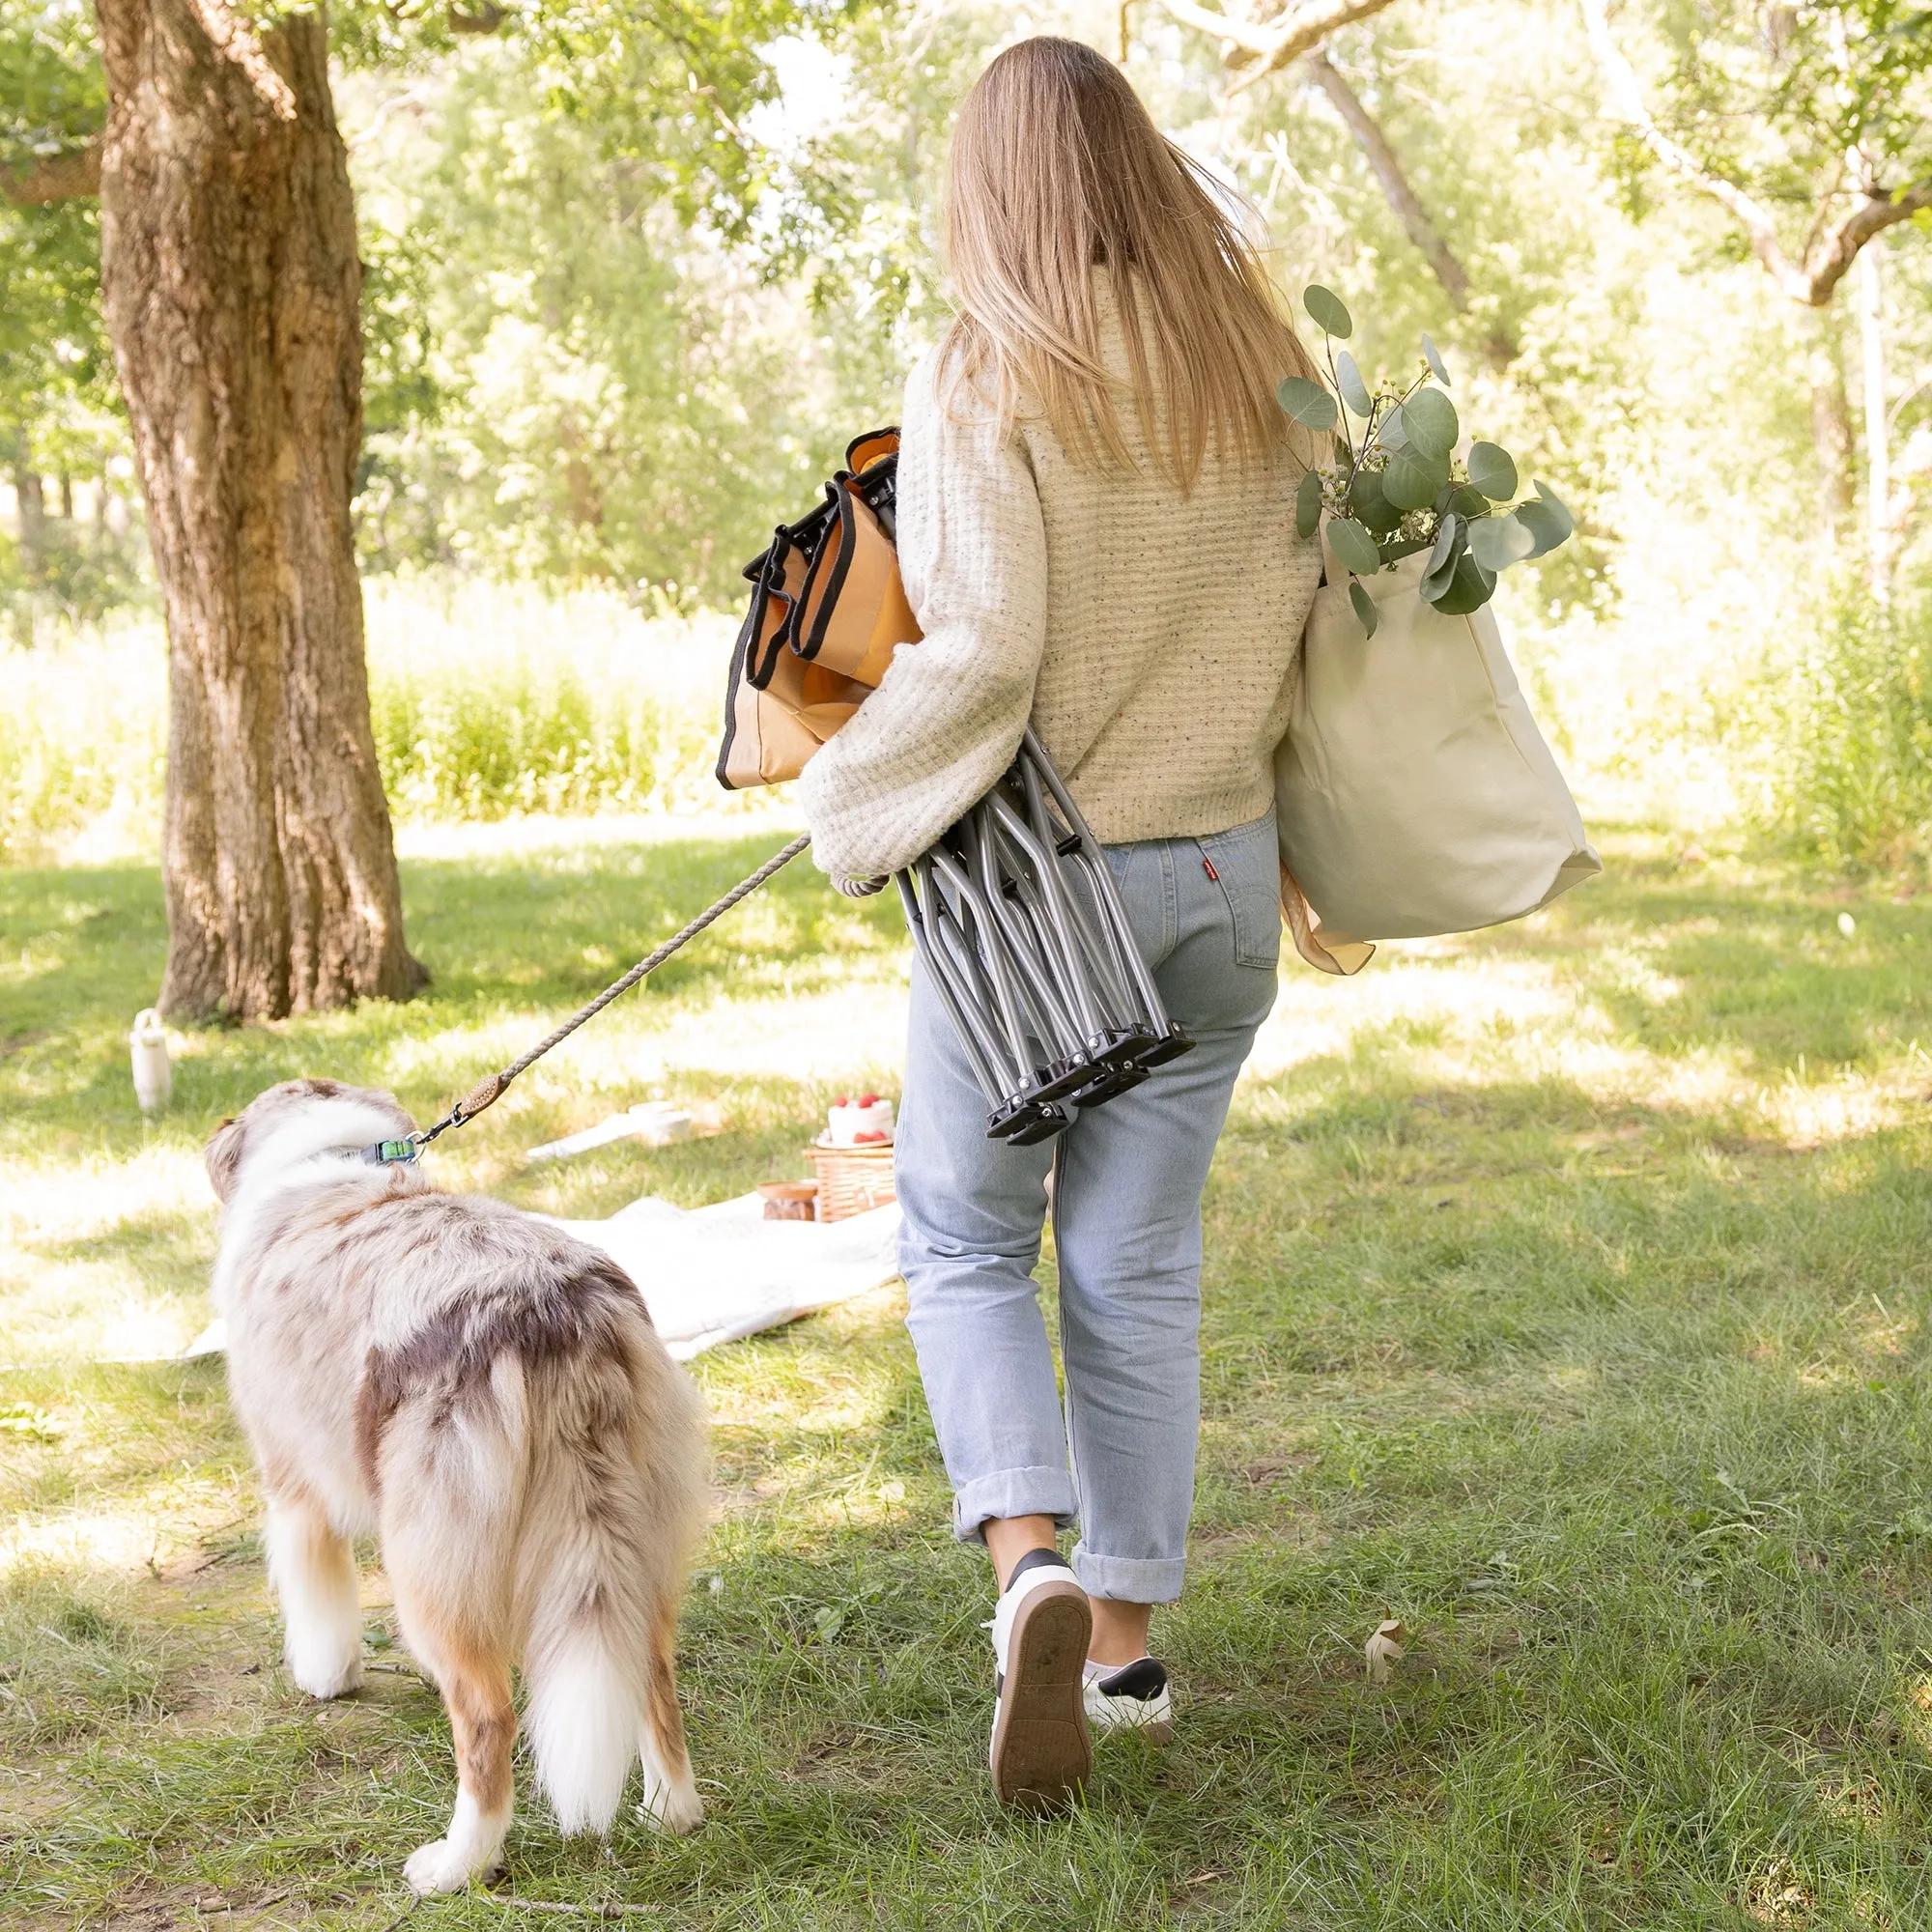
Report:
1279,282,1576,625
1322,336,1356,471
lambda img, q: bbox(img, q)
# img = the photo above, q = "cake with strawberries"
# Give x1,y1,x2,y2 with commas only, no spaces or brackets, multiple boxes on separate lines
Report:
827,1093,895,1146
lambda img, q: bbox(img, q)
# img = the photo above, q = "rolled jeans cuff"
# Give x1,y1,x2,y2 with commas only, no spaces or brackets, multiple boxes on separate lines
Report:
1072,1544,1187,1604
951,1466,1078,1545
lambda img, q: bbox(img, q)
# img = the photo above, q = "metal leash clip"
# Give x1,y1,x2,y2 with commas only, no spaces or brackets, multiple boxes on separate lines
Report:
895,729,1193,1145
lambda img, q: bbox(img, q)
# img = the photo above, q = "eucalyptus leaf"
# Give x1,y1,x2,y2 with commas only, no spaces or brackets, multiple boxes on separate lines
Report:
1326,517,1381,577
1295,468,1323,540
1432,549,1498,616
1436,482,1489,521
1378,405,1408,450
1422,332,1452,385
1515,502,1561,555
1468,511,1536,572
1349,579,1379,638
1405,385,1460,462
1277,376,1339,432
1516,481,1576,558
1465,440,1519,501
1336,350,1374,418
1303,284,1353,338
1383,445,1448,513
1534,479,1576,538
1420,517,1463,603
1350,464,1401,533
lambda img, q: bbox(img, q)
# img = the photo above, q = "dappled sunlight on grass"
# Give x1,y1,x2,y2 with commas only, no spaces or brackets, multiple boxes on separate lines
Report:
14,818,1932,1923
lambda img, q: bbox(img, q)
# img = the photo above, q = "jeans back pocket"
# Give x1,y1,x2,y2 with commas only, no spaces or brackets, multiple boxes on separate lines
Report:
1199,812,1282,971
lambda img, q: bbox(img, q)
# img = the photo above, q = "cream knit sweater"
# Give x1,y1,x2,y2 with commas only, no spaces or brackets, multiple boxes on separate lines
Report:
799,289,1322,883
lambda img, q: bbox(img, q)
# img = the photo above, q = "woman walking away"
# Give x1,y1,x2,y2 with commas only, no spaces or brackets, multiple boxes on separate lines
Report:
800,36,1322,1808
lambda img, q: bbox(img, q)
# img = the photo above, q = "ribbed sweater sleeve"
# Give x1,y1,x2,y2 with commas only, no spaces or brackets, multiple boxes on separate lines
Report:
799,352,1048,883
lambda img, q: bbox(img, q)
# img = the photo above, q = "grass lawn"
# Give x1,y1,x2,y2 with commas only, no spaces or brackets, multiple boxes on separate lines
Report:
9,813,1932,1928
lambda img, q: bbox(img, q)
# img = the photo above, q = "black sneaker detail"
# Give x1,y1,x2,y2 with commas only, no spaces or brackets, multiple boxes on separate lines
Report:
1094,1657,1168,1701
1005,1547,1070,1589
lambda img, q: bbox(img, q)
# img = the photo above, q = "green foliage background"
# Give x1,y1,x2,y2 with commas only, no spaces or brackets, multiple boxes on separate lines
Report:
6,0,1932,860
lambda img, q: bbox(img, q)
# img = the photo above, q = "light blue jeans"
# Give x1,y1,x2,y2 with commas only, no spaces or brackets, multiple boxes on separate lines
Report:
895,808,1282,1604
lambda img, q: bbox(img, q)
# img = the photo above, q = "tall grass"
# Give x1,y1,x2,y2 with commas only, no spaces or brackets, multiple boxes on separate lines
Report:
10,560,1921,877
1745,586,1932,872
0,612,172,867
0,578,745,864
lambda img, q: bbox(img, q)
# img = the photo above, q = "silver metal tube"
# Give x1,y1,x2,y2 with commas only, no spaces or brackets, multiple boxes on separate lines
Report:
911,861,1028,1101
1017,733,1172,1032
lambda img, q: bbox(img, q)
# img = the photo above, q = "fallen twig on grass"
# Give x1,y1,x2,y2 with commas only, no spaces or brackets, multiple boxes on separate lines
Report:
192,1889,290,1915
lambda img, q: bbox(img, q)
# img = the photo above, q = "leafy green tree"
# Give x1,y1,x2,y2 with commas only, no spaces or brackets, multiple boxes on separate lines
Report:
1585,0,1932,582
1585,0,1932,305
0,0,122,611
349,47,845,602
0,0,821,1018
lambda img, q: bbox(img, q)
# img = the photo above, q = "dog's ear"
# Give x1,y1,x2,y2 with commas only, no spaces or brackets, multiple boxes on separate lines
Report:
204,1116,246,1203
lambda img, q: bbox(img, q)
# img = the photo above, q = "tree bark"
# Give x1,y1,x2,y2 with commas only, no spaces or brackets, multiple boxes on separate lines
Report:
93,0,424,1021
1809,353,1855,533
1,141,102,205
12,464,47,578
1160,0,1401,88
1857,241,1889,601
1303,51,1468,308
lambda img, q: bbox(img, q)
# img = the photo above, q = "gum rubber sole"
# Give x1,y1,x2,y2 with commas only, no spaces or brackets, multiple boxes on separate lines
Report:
989,1579,1093,1809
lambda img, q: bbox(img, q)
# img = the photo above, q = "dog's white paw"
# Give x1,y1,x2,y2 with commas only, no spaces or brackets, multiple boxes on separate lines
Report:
288,1647,363,1700
639,1776,703,1836
405,1835,499,1896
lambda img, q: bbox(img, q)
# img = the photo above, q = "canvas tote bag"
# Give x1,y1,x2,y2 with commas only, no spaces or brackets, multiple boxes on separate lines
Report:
1275,543,1600,973
716,428,921,790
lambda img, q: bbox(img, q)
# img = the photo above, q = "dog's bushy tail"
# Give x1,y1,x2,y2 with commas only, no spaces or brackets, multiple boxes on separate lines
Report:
516,1312,708,1836
522,1605,641,1835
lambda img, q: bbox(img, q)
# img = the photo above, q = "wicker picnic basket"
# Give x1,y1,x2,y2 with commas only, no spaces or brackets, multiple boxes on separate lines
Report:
804,1139,896,1222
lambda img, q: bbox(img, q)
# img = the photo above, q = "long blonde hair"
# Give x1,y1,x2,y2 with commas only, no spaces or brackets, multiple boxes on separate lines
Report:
940,35,1318,491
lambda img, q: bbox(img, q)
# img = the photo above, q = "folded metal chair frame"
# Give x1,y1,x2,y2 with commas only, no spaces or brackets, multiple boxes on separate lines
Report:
895,728,1194,1146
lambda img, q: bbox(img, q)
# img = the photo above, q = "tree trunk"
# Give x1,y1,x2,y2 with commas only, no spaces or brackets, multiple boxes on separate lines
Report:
1800,300,1855,536
93,0,425,1021
1303,50,1468,310
1809,361,1855,533
13,463,46,578
1300,51,1516,368
1857,242,1889,603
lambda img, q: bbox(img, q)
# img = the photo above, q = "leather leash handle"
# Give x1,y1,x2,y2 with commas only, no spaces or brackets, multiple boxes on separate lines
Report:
453,1073,510,1122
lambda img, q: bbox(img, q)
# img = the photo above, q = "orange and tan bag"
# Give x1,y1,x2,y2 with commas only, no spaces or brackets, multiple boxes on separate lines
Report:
716,428,921,789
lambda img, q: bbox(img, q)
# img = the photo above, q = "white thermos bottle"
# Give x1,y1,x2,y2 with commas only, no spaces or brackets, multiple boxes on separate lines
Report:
129,1008,172,1113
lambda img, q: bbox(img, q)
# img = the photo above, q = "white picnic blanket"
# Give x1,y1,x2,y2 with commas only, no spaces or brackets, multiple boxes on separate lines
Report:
182,1192,902,1364
543,1192,902,1359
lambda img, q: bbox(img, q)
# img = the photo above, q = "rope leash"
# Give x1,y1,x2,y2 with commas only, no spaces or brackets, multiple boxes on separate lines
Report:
365,833,812,1164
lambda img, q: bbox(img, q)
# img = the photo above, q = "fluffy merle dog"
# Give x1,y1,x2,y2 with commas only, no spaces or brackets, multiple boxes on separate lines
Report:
205,1079,707,1894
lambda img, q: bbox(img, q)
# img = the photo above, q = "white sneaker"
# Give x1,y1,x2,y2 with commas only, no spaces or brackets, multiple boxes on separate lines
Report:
986,1549,1092,1808
1083,1657,1174,1742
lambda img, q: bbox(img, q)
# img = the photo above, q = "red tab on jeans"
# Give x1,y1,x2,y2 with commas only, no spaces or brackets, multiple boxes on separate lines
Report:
1202,856,1219,882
